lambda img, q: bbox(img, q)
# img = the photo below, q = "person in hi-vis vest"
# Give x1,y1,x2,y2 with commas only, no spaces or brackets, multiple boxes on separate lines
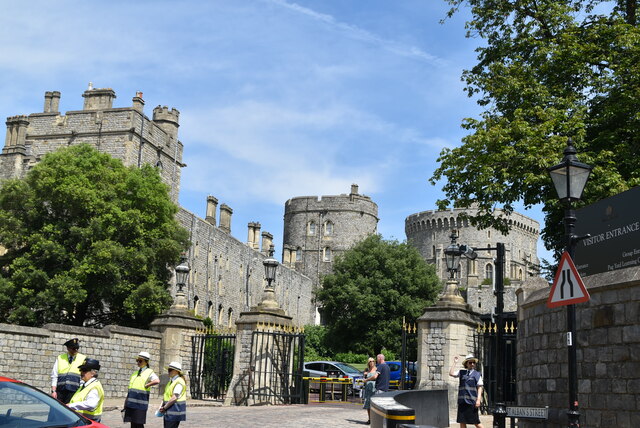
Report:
67,358,105,423
50,338,86,404
124,351,160,428
158,361,187,428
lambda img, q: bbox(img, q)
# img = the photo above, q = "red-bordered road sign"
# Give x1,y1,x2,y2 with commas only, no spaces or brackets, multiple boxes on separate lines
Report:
547,251,590,308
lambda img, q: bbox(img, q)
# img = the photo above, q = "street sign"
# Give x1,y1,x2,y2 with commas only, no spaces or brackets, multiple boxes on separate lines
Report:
547,252,590,308
506,406,548,419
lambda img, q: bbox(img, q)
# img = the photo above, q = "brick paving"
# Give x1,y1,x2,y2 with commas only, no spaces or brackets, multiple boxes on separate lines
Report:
99,398,494,427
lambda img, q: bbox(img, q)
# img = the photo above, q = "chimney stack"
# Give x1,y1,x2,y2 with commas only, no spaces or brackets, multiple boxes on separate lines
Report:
350,183,359,195
219,204,233,234
82,85,116,110
247,222,261,249
205,196,218,226
261,232,273,255
43,91,61,113
132,91,145,113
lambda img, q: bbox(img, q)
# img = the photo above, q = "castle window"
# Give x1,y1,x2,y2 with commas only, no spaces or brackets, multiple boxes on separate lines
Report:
217,304,223,325
227,308,234,327
207,301,214,319
155,160,163,170
308,221,316,235
323,247,332,262
485,263,494,282
518,268,523,280
296,247,302,262
193,296,200,314
487,230,491,238
324,221,333,235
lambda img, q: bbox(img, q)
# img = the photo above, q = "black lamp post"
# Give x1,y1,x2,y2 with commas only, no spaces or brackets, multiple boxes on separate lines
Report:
175,256,190,293
547,139,592,428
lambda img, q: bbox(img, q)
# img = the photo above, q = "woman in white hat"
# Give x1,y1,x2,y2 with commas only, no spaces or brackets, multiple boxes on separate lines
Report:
449,354,484,428
158,361,187,428
124,352,160,428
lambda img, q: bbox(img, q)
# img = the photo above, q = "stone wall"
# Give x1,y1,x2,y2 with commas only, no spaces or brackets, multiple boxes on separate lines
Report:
516,266,640,427
0,322,169,399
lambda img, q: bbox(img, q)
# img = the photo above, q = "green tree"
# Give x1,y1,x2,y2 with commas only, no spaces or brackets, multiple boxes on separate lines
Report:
432,0,640,257
0,144,190,327
316,235,440,356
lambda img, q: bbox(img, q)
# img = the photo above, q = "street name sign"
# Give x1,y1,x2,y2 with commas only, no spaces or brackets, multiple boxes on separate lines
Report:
506,406,548,419
547,251,590,308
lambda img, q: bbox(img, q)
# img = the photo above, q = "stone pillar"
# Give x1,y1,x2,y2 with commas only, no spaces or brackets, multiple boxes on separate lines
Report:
219,204,232,234
205,196,218,226
149,287,203,395
416,281,480,410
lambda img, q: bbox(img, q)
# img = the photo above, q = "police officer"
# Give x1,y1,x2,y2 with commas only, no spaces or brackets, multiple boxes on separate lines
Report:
68,358,105,423
124,351,160,428
51,338,86,404
158,361,187,428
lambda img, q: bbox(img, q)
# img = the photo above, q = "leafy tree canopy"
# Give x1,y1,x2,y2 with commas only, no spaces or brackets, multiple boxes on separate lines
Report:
0,144,190,327
316,235,441,356
432,0,640,257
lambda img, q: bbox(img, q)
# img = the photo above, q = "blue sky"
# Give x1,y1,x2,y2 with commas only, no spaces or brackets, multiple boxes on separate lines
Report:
0,0,552,263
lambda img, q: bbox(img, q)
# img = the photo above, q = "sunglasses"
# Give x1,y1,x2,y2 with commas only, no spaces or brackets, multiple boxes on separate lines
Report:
136,359,145,363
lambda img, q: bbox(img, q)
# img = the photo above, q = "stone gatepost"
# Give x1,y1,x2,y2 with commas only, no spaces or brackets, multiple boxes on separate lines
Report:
224,293,293,406
416,279,481,409
149,288,203,395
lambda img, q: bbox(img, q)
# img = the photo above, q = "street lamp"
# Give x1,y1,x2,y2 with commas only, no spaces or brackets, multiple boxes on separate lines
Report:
258,244,281,311
263,250,278,292
175,256,190,293
444,230,462,279
547,138,592,428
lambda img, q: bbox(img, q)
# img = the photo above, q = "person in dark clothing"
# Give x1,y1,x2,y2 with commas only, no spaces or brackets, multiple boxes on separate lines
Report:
449,354,485,428
372,353,390,393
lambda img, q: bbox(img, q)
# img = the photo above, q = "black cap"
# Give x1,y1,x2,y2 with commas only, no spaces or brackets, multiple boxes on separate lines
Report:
64,338,80,349
78,358,100,371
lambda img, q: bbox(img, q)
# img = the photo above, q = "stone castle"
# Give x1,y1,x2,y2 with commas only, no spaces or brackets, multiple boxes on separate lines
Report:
1,86,319,326
1,85,540,322
406,207,540,312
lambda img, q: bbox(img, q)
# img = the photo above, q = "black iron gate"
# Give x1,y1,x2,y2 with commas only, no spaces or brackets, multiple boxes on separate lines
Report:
400,319,418,389
248,327,305,404
475,313,518,408
190,329,236,400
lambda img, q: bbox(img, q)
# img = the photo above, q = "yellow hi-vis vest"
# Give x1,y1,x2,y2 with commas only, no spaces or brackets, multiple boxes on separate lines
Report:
70,379,104,420
125,367,154,409
56,352,86,391
163,376,187,421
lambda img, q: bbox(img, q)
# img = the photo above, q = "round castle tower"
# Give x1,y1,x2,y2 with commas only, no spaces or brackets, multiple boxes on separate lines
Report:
282,184,379,291
405,207,540,313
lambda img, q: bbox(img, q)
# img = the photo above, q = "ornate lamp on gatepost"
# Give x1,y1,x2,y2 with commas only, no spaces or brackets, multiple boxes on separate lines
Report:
441,229,476,305
547,139,592,428
257,245,283,313
170,255,190,311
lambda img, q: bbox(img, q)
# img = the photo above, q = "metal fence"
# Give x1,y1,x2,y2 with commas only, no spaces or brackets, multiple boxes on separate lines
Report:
190,328,236,400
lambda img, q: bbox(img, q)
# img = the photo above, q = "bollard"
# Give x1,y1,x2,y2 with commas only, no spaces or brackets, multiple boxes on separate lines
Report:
319,377,326,402
341,380,348,402
302,373,309,405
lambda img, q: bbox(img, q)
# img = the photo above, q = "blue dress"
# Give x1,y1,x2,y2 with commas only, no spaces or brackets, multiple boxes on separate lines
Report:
362,371,376,409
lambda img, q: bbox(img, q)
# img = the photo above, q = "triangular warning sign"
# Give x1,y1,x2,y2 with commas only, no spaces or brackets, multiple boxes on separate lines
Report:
547,251,590,308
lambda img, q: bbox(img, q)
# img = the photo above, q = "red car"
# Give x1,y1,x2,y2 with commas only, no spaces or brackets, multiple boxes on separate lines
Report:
0,376,108,427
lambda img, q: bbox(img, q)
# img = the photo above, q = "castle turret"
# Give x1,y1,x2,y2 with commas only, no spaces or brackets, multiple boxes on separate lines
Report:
152,105,180,141
82,85,116,110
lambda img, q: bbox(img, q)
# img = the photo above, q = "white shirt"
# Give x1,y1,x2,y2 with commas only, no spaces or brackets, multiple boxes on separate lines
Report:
67,378,101,411
51,353,78,387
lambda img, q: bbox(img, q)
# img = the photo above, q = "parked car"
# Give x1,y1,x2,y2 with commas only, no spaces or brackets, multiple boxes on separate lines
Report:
386,361,414,388
303,361,364,395
0,376,108,427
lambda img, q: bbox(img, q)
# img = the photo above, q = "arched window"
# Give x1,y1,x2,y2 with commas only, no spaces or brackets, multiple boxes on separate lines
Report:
207,301,214,319
518,268,523,280
193,296,200,314
217,304,223,325
296,247,302,262
485,263,494,281
308,221,316,235
227,308,234,328
324,221,333,235
323,247,331,262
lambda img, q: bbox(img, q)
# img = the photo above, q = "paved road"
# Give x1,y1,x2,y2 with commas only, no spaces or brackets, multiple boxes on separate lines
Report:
99,398,494,427
100,400,370,428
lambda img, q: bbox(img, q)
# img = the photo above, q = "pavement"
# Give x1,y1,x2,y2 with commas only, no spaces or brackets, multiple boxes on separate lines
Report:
99,398,494,427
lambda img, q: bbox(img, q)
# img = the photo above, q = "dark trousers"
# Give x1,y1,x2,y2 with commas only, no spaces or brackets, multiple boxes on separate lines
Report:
57,389,76,404
163,420,181,428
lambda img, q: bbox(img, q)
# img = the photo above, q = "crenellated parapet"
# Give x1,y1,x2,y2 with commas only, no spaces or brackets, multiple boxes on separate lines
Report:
152,105,180,141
